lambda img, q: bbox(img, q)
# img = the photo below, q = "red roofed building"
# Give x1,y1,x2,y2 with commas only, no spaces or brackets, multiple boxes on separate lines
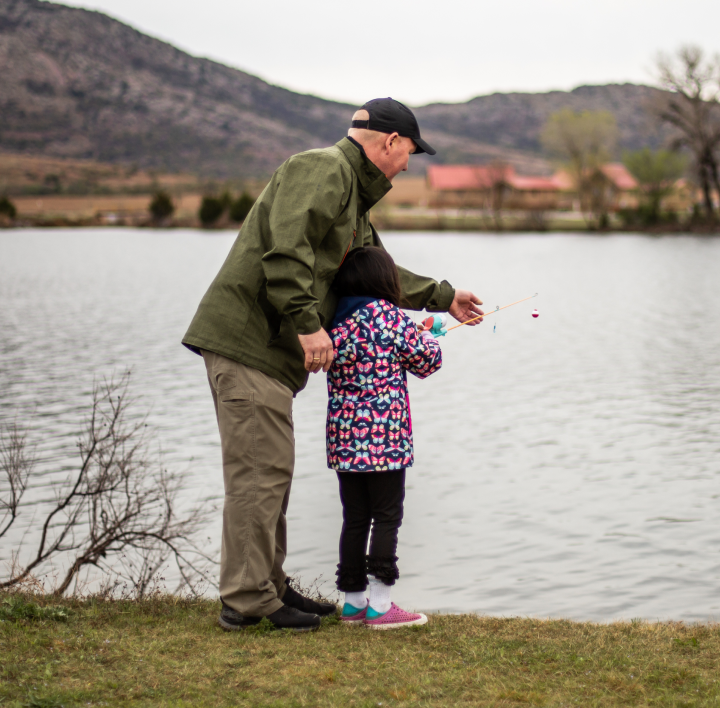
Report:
427,164,570,210
595,163,639,210
426,162,640,211
426,164,513,192
599,163,638,192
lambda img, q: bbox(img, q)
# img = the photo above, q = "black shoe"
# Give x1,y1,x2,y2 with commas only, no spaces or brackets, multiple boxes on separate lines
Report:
282,580,338,617
219,601,262,631
219,601,320,632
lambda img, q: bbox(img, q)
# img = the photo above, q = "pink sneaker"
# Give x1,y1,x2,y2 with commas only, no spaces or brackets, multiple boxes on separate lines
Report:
340,602,367,624
364,602,428,630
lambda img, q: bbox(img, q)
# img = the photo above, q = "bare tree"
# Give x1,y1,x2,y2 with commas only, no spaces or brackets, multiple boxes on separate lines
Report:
0,373,216,597
655,46,720,219
541,109,618,227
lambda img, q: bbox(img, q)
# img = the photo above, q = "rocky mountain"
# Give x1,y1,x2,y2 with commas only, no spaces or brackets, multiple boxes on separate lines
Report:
0,0,671,179
416,84,668,159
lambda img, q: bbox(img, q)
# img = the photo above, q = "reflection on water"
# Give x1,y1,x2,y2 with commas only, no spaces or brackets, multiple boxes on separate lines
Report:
1,229,719,621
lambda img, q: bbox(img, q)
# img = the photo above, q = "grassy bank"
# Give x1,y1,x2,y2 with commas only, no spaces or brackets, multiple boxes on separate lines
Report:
2,594,719,707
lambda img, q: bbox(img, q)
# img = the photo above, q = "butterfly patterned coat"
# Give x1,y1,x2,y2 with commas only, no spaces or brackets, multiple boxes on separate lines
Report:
326,298,442,472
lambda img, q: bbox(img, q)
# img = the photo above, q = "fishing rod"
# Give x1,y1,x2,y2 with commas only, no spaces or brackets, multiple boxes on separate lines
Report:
447,293,539,331
421,293,538,337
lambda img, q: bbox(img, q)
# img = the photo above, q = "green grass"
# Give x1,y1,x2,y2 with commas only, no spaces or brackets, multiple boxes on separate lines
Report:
1,593,719,707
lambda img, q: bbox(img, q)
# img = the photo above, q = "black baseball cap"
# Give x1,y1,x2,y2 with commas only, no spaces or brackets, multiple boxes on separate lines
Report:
351,97,436,156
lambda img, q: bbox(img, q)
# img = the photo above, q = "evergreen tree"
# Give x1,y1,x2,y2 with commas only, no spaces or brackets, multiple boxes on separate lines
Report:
149,191,175,220
199,196,225,226
0,196,17,219
230,192,256,222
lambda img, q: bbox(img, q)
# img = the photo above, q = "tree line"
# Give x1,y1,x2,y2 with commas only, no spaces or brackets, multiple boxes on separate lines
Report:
541,45,720,228
148,189,256,226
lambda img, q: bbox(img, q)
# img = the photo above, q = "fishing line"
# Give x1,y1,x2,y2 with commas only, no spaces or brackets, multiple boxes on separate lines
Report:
445,293,539,332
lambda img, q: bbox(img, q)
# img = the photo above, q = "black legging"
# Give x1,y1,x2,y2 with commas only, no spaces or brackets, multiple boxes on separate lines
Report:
335,469,405,591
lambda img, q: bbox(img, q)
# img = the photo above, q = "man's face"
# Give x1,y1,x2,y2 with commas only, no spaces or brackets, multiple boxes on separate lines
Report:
361,133,416,182
382,135,416,182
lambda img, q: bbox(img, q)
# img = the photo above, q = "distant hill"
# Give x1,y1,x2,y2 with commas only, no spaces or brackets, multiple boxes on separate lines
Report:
416,84,669,159
0,0,672,179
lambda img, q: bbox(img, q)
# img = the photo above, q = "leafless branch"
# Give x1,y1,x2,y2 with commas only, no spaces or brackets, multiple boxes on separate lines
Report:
0,423,34,539
0,372,217,597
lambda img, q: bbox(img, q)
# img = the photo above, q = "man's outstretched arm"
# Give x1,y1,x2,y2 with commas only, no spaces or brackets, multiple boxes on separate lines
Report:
397,265,484,325
371,228,484,324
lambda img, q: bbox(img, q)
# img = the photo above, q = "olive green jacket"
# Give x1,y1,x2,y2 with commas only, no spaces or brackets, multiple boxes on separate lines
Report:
182,137,455,393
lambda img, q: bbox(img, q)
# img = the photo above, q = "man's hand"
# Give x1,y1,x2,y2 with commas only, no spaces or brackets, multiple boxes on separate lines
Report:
298,329,334,373
448,289,484,326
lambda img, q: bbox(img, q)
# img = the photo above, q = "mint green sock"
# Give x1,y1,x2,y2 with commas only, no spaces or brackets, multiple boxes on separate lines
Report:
366,605,386,619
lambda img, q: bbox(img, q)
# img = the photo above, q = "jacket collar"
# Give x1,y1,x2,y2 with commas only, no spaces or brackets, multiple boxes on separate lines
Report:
329,296,377,330
336,137,392,217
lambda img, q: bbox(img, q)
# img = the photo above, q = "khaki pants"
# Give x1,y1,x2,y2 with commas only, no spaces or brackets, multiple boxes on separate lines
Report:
203,351,295,616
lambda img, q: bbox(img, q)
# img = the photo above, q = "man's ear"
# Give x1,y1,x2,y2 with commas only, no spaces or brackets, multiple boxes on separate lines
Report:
385,132,400,152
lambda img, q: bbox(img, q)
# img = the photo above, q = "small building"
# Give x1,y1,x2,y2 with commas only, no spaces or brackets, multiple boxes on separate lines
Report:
504,173,571,211
426,163,640,212
426,164,513,209
594,163,639,210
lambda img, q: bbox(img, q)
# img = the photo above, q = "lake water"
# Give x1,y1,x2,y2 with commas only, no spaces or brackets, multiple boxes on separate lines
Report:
1,228,719,622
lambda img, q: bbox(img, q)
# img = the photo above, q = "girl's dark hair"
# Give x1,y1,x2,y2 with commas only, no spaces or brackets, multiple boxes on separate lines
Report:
334,247,403,307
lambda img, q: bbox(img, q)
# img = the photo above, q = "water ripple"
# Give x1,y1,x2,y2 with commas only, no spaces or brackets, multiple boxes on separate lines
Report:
1,229,719,620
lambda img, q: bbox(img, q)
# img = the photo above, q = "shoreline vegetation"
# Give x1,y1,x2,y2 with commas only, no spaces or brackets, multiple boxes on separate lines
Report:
3,155,720,235
2,593,719,707
1,201,719,235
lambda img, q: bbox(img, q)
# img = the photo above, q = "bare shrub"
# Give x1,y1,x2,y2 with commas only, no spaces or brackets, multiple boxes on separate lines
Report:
0,423,34,539
0,372,216,597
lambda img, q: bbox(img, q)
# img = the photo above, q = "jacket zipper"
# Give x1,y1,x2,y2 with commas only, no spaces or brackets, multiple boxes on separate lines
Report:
339,230,356,267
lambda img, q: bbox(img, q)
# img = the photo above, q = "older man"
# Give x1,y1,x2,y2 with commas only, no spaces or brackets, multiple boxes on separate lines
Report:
183,97,484,632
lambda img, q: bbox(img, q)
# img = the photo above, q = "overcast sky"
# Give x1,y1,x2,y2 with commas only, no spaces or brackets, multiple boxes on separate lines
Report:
62,0,720,106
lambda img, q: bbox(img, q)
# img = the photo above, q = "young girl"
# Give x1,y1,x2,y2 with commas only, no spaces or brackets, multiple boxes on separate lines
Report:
327,247,442,629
